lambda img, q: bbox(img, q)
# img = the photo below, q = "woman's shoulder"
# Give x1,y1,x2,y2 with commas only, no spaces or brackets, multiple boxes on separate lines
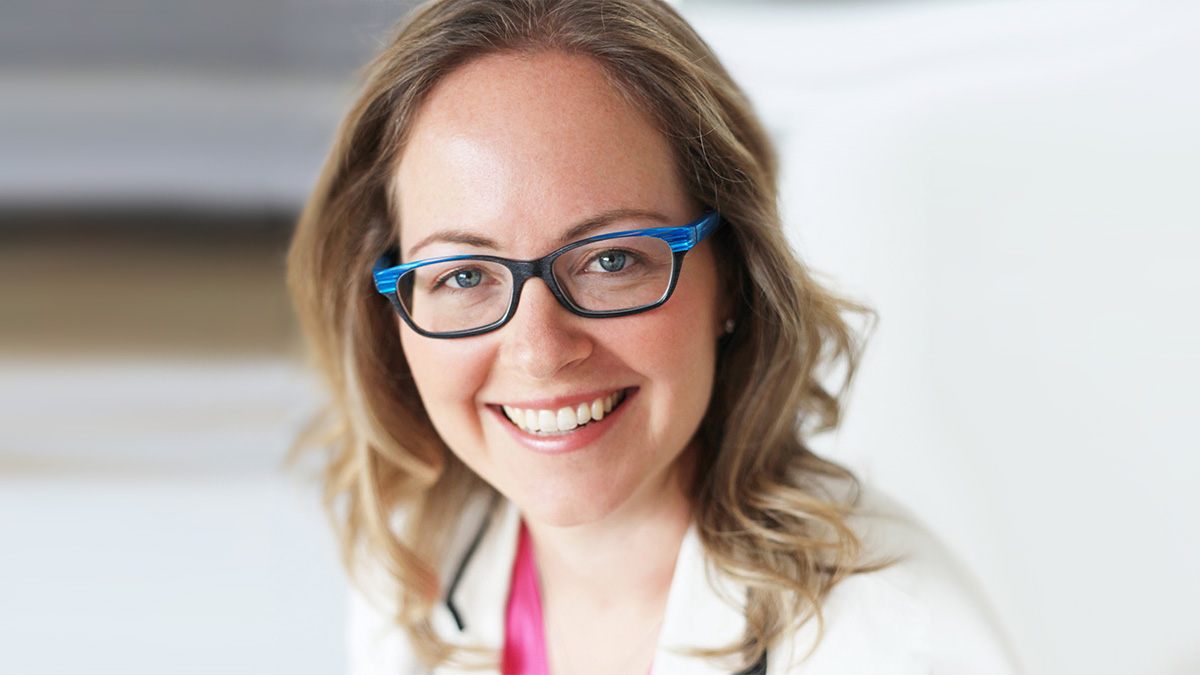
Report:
779,477,1024,674
346,490,500,675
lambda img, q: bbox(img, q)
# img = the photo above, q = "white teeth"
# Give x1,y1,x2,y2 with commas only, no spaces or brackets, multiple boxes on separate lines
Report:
503,390,626,433
503,405,524,429
538,410,557,432
557,407,578,431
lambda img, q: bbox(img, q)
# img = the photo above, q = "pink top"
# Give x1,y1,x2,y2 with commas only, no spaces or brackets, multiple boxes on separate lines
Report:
502,521,549,675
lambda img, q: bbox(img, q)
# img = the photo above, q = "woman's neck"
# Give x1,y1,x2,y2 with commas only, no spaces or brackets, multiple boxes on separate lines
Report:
527,489,690,604
523,450,694,604
523,454,694,675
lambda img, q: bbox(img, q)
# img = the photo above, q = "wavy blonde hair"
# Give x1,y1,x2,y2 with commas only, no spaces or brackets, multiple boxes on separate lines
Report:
289,0,883,668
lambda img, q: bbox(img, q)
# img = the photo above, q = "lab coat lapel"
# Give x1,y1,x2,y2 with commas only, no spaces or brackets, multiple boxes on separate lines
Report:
431,498,521,675
653,524,755,675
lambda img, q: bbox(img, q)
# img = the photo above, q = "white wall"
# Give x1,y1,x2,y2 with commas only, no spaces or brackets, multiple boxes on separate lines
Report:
685,2,1200,674
0,362,345,675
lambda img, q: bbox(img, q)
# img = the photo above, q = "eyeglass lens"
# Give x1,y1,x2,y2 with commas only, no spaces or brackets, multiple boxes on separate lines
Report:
396,235,676,334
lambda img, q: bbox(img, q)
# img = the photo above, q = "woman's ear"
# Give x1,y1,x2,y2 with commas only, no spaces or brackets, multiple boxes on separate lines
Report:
711,238,740,342
713,294,738,344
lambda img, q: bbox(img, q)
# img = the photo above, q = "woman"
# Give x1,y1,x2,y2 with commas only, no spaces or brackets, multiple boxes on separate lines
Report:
289,0,1019,673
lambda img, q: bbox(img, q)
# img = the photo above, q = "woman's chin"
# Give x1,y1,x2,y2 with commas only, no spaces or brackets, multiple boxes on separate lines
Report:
508,483,631,529
499,449,695,530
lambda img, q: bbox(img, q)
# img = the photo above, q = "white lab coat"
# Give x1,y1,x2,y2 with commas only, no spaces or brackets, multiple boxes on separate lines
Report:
348,484,1023,674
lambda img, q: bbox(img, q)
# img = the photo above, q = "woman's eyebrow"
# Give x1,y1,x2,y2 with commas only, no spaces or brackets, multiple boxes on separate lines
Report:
406,231,498,260
405,209,670,260
556,208,670,244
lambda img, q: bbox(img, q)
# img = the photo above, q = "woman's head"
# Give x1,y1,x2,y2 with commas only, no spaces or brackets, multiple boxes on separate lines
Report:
290,0,869,664
394,51,729,528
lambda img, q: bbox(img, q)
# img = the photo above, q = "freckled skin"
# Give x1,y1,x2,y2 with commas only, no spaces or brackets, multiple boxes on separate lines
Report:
395,52,726,528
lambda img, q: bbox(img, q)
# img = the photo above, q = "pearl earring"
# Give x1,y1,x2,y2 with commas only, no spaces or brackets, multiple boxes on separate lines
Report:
724,318,736,334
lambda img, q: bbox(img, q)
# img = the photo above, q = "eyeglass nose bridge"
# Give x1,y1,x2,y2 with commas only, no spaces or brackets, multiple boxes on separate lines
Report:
496,254,576,330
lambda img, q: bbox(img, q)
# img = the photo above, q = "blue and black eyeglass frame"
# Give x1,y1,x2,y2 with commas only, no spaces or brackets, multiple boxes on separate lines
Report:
372,210,723,339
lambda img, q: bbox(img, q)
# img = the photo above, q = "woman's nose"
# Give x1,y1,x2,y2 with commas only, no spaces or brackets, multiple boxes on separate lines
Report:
498,279,594,381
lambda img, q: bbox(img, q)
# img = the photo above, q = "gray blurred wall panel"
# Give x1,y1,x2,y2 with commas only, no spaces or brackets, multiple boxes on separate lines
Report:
0,72,358,210
0,0,419,73
0,0,419,212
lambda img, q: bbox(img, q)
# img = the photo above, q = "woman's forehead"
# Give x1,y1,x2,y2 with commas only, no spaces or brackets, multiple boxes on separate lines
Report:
392,51,691,255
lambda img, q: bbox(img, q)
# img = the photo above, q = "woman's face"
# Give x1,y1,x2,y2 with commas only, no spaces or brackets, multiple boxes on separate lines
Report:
394,52,727,527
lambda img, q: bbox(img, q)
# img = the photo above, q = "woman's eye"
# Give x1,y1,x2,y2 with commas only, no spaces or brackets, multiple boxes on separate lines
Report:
438,267,484,289
589,251,628,273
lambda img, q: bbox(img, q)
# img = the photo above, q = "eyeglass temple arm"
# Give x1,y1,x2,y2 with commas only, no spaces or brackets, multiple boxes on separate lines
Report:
373,252,401,293
693,211,722,244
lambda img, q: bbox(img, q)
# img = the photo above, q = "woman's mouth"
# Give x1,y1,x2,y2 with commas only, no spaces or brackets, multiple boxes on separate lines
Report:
500,389,628,436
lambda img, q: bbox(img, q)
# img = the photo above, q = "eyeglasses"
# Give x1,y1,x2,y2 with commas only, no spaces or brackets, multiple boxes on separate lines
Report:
373,211,722,338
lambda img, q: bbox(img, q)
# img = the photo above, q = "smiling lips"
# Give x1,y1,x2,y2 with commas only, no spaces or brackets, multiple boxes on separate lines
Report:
501,390,627,434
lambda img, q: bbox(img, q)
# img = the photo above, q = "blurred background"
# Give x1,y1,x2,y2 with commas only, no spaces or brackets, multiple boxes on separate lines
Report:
1,0,1196,673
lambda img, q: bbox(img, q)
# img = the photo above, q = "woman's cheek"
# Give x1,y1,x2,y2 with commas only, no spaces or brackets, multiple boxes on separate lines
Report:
401,330,493,440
